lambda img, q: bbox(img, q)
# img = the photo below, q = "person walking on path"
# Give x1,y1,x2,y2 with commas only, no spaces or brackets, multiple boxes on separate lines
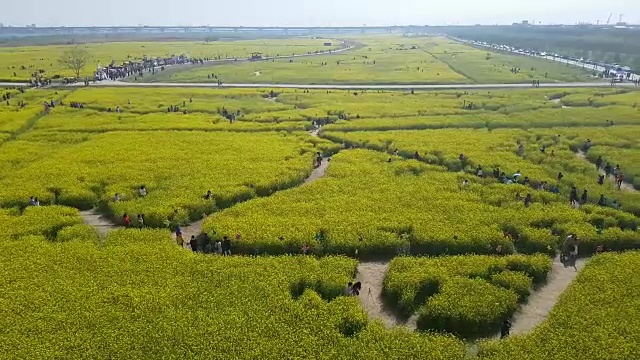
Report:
616,173,624,190
562,234,579,271
122,213,131,227
222,236,232,256
604,163,613,177
517,144,524,157
176,232,185,247
350,282,362,296
570,186,579,207
189,235,198,252
501,318,512,338
598,194,607,206
201,233,212,253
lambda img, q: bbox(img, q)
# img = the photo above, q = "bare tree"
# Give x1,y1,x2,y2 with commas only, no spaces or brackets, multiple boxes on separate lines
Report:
59,46,89,79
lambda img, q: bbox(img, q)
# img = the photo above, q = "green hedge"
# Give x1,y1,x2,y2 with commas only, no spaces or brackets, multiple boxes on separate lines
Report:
417,277,519,338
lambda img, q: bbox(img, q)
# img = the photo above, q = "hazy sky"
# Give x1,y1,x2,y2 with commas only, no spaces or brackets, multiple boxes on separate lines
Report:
2,0,639,27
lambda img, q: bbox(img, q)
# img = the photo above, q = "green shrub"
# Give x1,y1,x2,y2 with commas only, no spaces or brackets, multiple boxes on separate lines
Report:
417,277,518,338
490,270,533,300
55,224,100,243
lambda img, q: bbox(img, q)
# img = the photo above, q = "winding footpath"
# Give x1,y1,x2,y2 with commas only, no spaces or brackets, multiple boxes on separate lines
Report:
305,128,331,184
510,256,587,334
354,262,404,328
80,129,332,240
76,128,590,339
576,150,636,192
79,209,118,237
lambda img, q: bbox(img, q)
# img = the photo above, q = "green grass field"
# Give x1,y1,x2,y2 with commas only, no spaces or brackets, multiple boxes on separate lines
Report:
0,38,340,81
0,85,638,359
144,36,592,84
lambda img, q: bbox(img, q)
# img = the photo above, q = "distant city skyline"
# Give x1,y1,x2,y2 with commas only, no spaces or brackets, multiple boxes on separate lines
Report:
1,0,638,27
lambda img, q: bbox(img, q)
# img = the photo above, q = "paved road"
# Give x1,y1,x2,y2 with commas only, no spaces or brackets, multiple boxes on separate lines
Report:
0,82,29,87
56,81,640,90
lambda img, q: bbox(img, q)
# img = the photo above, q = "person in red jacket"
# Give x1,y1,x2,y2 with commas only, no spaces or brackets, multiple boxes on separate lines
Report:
122,213,131,227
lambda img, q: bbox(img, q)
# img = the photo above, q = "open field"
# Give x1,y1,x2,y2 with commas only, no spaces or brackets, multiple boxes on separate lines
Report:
0,38,341,81
424,39,589,83
142,36,592,84
0,85,639,358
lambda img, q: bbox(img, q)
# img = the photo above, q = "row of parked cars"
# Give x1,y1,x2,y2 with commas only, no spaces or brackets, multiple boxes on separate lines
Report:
451,36,638,81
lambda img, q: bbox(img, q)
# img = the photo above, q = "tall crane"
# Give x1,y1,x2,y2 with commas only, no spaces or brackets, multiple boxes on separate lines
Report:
606,13,613,25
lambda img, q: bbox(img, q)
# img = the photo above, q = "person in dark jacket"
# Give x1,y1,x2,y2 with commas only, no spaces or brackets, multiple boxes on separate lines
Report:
569,186,578,205
189,235,198,253
222,236,232,256
501,318,512,338
595,156,603,170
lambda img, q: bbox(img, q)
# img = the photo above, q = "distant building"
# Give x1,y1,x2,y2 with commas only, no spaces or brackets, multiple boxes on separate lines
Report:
522,20,529,25
324,42,332,46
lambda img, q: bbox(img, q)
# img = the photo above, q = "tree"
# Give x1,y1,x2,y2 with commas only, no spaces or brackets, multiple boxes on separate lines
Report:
59,46,89,79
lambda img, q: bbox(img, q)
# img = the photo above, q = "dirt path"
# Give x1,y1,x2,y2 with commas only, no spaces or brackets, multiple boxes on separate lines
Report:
304,159,329,184
355,261,410,328
576,150,636,192
177,217,207,250
303,127,331,184
79,209,119,237
354,256,588,335
510,256,587,335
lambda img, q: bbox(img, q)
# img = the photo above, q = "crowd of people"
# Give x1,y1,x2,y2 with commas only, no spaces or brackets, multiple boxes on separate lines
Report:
175,228,234,255
69,101,85,109
459,138,629,211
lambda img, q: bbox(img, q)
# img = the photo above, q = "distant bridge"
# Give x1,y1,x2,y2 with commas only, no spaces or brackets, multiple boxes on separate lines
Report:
0,25,432,37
